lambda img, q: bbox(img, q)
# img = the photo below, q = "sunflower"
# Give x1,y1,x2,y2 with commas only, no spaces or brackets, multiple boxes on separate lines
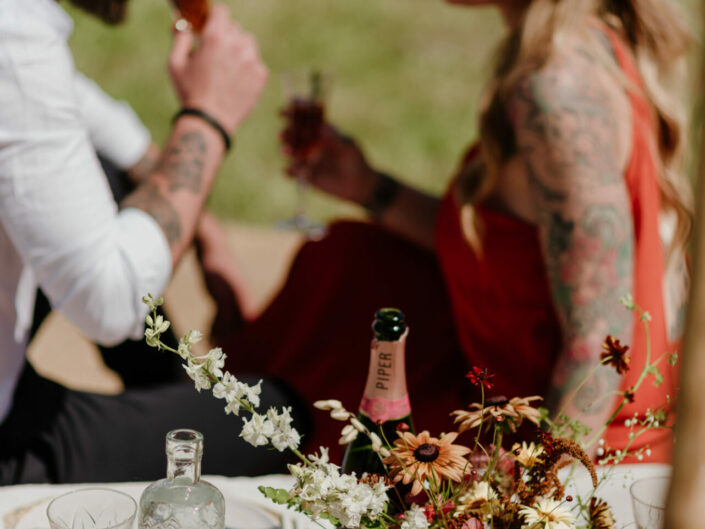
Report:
452,396,542,433
518,498,576,529
511,441,545,469
383,430,471,495
600,335,630,374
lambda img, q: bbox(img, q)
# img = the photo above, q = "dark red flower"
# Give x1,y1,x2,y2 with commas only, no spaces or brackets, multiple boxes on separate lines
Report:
601,336,630,374
424,504,436,522
536,429,557,458
623,387,635,403
466,367,495,389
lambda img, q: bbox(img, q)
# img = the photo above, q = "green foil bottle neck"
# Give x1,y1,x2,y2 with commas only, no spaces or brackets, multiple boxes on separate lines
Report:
372,308,406,341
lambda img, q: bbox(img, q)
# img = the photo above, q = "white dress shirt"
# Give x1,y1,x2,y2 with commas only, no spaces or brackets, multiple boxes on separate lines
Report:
0,0,172,423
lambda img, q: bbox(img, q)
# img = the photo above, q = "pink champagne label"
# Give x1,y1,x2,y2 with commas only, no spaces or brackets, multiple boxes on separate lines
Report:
360,328,410,421
360,395,411,424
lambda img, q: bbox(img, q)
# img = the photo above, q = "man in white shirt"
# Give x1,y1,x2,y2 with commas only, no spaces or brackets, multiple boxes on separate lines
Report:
0,0,307,483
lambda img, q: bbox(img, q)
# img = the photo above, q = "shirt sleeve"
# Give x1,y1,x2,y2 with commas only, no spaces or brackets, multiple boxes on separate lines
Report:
73,71,152,171
0,8,172,346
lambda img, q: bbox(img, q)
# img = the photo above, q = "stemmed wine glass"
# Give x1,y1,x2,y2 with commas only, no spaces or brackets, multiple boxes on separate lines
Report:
278,70,328,239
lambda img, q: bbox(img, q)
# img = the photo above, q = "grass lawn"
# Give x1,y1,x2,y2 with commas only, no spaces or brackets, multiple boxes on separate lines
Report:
66,0,702,226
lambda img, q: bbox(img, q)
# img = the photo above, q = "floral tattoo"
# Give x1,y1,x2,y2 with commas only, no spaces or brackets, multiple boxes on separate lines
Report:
510,40,634,417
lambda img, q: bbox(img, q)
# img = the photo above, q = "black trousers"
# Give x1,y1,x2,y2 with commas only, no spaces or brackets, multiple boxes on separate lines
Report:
0,364,309,484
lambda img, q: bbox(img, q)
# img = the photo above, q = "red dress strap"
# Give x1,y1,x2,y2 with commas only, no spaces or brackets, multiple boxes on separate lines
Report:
600,23,676,463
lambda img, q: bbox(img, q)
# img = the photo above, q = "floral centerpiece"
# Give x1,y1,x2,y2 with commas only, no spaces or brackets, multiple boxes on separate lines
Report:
141,294,675,529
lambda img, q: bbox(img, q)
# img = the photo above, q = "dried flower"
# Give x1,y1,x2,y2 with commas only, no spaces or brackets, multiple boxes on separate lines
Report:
623,387,635,403
384,431,471,495
512,441,545,469
455,481,499,520
518,498,575,529
601,336,630,374
589,497,616,529
466,367,495,389
452,396,542,433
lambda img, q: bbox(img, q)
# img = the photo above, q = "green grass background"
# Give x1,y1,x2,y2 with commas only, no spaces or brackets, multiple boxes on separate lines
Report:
66,0,702,226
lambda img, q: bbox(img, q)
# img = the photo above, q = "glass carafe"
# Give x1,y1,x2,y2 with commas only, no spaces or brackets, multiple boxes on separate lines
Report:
139,429,225,529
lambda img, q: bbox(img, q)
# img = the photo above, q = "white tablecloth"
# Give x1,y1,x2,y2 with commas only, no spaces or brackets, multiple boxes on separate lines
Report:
0,464,671,528
0,474,309,529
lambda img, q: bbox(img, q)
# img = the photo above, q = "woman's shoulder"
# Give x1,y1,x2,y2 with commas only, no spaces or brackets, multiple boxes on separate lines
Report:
506,26,633,173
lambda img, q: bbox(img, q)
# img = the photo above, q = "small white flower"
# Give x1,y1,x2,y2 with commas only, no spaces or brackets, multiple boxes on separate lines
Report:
401,504,429,529
339,424,358,445
330,408,353,421
350,417,366,433
154,315,170,333
184,329,202,344
369,432,383,453
240,413,274,447
314,399,344,410
204,347,226,379
519,498,575,529
183,359,211,392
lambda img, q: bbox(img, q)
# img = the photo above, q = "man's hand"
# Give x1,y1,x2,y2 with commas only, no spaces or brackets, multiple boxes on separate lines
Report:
168,3,268,134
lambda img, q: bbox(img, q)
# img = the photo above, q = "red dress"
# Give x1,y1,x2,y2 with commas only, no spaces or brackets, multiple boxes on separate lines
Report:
225,27,677,464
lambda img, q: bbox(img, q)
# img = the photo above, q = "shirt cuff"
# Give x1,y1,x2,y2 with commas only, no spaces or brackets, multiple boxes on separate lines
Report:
116,207,173,338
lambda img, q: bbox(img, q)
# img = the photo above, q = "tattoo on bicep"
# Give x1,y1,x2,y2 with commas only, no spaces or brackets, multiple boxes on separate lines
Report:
156,131,207,193
121,181,182,246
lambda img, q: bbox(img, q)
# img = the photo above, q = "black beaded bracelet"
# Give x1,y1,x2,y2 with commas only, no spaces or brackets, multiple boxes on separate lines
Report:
362,172,402,220
173,107,232,152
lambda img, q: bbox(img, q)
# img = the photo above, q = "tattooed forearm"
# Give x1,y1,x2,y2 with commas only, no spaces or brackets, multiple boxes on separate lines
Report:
127,144,160,184
156,131,207,193
121,181,182,246
510,38,634,419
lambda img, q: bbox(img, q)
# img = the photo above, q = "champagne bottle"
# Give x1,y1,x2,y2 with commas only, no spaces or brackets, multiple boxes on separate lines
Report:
170,0,209,33
341,308,414,477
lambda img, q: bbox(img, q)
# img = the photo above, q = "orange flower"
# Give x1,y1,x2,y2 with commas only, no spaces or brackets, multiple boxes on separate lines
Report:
601,336,630,374
451,396,542,433
383,431,471,496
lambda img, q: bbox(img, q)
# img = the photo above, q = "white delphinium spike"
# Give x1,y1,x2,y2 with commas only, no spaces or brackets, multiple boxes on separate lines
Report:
183,357,212,392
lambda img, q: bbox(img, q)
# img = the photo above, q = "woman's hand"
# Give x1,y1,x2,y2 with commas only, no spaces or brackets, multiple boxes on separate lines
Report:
283,124,379,206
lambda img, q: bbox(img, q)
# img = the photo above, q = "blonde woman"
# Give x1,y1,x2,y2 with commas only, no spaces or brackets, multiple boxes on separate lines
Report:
226,0,692,463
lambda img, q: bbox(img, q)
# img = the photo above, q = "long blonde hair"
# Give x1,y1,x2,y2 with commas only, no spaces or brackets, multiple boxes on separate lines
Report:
458,0,694,258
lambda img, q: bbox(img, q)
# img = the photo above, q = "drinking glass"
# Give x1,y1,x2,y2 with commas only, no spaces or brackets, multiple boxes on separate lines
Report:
47,488,137,529
630,475,670,529
278,70,328,239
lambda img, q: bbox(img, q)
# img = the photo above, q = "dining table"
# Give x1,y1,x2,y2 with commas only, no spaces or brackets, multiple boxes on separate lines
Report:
0,463,671,528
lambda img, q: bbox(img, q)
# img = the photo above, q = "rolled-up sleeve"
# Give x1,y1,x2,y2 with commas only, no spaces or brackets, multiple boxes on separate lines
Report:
0,6,172,346
73,72,151,171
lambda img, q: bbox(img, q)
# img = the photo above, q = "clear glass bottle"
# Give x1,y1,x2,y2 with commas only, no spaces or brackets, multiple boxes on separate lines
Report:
139,429,225,529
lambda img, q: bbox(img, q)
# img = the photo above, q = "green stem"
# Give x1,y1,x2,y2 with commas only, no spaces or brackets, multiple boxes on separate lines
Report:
586,309,652,448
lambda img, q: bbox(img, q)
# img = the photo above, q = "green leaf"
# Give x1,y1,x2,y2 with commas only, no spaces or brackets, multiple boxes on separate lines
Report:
258,486,291,505
646,365,664,386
